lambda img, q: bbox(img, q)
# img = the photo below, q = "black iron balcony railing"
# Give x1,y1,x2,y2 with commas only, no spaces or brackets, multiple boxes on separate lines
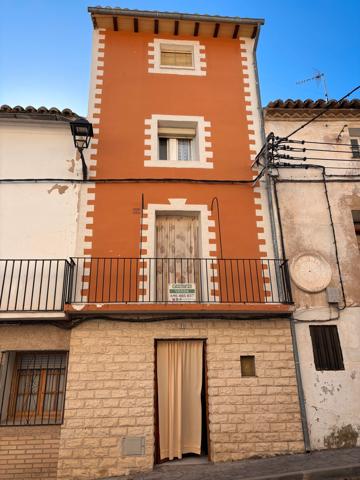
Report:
0,257,292,312
0,259,72,312
68,257,292,305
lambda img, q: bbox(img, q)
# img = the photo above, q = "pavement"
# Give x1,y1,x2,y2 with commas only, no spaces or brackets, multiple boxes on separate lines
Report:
104,447,360,480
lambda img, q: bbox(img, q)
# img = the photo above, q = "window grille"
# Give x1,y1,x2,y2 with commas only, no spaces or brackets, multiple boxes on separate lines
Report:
0,351,68,426
309,326,344,371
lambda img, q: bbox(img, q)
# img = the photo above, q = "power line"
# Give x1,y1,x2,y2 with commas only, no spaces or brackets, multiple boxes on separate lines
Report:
284,84,360,139
284,139,357,148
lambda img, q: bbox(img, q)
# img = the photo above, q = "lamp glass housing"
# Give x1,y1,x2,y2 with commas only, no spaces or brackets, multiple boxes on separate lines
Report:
70,119,93,150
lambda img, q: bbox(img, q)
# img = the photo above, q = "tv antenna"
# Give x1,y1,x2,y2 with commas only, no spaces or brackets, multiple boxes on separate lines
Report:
296,71,329,101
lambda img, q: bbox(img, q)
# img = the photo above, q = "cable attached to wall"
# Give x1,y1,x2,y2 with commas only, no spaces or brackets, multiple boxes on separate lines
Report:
210,197,224,258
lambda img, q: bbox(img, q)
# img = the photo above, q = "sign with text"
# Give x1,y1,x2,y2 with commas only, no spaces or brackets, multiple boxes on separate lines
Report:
168,283,196,302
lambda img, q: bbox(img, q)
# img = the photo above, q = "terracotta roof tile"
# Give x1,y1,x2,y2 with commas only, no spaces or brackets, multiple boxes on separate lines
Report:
0,105,79,122
265,99,360,109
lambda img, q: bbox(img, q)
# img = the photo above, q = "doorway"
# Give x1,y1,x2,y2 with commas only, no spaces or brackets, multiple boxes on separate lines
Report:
155,339,209,464
155,214,201,301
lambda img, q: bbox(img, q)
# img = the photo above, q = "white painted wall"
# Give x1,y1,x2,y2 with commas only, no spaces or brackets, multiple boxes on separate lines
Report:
0,120,81,258
265,113,360,449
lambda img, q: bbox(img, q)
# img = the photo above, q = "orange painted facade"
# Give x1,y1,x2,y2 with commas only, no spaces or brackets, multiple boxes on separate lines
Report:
87,33,262,257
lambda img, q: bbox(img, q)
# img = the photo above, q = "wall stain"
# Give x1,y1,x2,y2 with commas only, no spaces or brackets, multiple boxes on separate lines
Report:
324,424,359,448
351,370,357,380
66,159,75,173
321,384,335,396
48,184,69,195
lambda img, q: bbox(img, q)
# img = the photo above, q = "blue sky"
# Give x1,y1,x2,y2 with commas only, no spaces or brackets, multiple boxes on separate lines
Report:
1,0,359,115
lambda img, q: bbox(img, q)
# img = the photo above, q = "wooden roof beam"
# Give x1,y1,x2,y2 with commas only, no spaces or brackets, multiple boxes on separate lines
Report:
232,24,240,39
134,18,139,33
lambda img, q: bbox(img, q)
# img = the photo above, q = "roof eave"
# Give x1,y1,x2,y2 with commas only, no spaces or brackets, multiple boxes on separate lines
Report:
87,6,264,26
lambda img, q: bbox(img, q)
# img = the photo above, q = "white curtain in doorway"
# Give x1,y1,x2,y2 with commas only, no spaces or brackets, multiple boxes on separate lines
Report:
157,340,203,461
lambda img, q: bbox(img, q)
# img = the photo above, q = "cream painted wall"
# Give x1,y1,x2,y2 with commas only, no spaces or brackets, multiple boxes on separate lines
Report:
0,120,80,258
265,114,360,449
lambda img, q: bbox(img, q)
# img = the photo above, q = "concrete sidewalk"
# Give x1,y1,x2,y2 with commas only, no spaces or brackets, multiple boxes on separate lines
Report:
107,447,360,480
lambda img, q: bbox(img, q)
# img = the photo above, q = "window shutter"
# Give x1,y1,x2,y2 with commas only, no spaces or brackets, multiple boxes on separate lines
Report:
350,139,360,158
158,127,196,138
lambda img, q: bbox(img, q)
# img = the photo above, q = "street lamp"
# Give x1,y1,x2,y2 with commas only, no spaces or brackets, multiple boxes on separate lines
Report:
69,117,94,180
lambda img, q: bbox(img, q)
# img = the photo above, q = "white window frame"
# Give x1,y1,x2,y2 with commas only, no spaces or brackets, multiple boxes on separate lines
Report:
144,114,213,169
148,39,206,76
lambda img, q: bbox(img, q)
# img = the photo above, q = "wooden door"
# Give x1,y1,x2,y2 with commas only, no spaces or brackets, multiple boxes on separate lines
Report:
155,215,200,301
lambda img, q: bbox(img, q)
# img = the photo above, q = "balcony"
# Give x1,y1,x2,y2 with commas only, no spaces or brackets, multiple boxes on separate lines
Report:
0,258,292,315
0,259,71,313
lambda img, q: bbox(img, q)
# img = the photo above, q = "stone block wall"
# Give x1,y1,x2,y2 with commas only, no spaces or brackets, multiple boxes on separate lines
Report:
57,318,304,480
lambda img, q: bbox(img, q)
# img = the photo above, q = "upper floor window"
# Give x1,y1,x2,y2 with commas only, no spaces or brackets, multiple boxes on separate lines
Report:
0,351,68,425
148,39,206,76
349,128,360,158
160,45,193,68
144,114,213,169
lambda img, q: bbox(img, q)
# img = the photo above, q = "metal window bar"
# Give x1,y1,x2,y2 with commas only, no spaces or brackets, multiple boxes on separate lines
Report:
68,257,292,305
309,326,344,371
0,259,71,312
0,351,68,426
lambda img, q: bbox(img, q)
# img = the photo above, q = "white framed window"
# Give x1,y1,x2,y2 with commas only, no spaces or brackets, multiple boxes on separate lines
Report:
160,44,194,69
148,39,206,76
158,123,196,162
349,128,360,159
144,115,213,169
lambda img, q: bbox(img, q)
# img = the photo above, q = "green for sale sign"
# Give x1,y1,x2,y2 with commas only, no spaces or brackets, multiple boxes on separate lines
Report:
168,283,196,302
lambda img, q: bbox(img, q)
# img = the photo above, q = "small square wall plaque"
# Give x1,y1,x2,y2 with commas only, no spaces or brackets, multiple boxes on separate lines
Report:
122,436,145,456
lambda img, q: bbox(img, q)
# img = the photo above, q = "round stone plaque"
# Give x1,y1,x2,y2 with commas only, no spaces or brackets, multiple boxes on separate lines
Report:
289,252,332,293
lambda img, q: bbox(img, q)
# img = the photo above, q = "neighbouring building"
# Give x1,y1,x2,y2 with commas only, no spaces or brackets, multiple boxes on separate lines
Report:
0,105,81,478
1,8,305,480
264,98,360,450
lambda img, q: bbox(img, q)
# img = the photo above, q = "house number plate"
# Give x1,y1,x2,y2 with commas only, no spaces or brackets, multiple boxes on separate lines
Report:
168,283,196,302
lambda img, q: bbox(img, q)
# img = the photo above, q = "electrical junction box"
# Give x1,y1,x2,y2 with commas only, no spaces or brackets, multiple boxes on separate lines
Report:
326,287,340,304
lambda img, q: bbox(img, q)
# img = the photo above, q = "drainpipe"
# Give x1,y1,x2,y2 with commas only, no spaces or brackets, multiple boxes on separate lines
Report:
252,28,280,261
273,179,311,452
252,29,311,452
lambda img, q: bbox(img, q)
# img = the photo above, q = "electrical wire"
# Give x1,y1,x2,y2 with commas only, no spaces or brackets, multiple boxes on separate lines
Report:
284,84,360,139
281,139,358,148
278,146,355,155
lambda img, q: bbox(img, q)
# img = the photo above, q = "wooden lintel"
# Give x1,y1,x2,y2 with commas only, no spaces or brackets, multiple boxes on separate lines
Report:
154,19,159,34
174,20,179,35
134,18,139,33
194,22,200,36
113,16,118,31
232,24,240,39
213,23,220,38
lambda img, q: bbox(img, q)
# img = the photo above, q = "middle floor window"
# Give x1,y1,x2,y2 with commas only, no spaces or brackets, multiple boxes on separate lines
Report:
158,124,196,162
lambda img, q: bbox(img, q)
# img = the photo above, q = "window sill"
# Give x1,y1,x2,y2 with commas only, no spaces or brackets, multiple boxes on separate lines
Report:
144,160,213,169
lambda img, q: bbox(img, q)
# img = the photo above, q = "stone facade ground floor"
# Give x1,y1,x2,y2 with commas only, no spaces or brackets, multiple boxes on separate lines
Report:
0,319,304,480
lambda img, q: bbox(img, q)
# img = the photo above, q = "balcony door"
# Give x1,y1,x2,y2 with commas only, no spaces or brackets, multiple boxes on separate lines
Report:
155,214,200,301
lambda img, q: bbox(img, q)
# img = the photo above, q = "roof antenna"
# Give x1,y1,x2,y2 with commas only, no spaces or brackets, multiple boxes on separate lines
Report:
296,70,329,101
